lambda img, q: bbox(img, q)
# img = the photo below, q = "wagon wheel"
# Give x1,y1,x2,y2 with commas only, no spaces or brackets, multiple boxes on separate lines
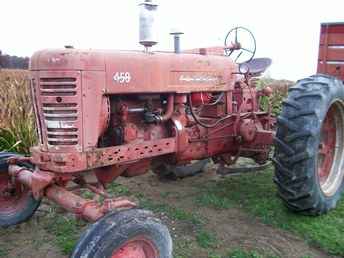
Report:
274,75,344,215
153,159,209,180
71,209,172,258
0,152,41,227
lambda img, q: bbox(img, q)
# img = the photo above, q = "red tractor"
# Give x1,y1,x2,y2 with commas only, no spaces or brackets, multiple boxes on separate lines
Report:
1,0,343,255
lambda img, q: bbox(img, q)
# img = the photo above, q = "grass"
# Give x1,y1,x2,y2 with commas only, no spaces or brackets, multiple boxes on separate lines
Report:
194,166,344,256
0,245,8,257
139,196,204,226
196,230,219,249
226,249,278,258
196,191,233,209
133,188,226,256
107,182,131,195
43,213,86,255
108,181,205,226
183,249,281,258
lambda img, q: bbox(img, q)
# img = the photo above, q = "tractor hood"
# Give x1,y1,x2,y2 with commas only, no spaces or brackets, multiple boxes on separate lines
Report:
30,48,237,94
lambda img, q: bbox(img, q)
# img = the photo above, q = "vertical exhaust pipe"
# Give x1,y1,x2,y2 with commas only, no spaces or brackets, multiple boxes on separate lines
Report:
170,30,184,54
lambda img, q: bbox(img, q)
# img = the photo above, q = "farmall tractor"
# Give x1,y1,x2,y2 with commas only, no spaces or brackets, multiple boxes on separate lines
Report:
1,0,344,256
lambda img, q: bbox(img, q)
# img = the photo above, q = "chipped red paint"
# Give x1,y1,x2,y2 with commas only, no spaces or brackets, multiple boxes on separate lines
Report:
30,138,176,173
8,165,54,199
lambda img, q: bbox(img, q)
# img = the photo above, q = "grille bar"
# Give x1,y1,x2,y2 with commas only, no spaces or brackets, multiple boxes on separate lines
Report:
46,131,78,136
40,82,77,86
41,90,77,96
40,77,76,83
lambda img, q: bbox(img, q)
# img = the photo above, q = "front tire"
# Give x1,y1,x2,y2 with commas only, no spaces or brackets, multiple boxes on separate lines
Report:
71,209,172,258
0,152,41,227
274,75,344,215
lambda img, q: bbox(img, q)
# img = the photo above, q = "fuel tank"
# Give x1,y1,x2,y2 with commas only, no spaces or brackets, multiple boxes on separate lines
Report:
30,49,237,94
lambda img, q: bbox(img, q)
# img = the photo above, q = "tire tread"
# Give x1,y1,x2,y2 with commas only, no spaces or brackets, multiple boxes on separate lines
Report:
274,75,344,215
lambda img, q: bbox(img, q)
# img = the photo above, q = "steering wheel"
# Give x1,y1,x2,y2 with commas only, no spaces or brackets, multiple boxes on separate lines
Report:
224,26,256,64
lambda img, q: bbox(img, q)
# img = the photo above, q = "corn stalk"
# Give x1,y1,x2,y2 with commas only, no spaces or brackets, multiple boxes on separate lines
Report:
0,69,37,153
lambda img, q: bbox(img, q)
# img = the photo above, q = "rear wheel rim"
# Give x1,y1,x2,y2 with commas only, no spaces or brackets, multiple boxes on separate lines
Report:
318,101,344,196
111,236,158,258
0,169,29,215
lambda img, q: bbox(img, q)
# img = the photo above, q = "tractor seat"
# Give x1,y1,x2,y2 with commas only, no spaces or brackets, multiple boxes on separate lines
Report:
241,58,272,76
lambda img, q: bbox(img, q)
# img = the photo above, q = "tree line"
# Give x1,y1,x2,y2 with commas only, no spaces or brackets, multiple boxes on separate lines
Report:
0,50,29,69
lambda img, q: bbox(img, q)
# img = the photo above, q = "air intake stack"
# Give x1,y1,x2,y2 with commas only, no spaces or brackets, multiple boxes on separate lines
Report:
139,0,158,51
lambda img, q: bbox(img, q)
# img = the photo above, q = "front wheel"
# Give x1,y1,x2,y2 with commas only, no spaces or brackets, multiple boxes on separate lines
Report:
0,152,41,227
71,209,172,258
274,75,344,215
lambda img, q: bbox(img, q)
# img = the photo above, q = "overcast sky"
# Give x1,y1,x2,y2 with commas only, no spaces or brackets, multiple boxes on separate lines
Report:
1,0,343,80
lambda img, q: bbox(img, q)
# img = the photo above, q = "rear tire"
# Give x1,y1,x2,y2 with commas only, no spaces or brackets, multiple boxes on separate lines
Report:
274,75,344,215
71,209,172,258
0,152,41,227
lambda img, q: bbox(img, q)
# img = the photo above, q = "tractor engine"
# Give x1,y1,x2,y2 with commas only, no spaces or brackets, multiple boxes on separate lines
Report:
28,46,274,185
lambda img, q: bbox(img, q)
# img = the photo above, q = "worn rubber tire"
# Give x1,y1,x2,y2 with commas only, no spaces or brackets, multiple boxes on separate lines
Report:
71,209,173,258
153,159,209,180
0,152,41,227
274,74,344,215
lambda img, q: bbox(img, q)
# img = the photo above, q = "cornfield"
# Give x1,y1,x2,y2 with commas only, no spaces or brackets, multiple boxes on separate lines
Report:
0,69,37,153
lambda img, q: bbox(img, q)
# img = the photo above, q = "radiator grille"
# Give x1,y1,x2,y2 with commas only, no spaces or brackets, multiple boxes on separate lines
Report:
39,76,80,147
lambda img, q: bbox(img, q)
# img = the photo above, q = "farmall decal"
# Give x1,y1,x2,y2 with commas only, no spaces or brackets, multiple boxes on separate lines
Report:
169,71,222,86
179,75,219,83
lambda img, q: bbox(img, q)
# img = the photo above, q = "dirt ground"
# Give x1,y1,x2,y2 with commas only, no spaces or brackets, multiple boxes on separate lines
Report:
122,167,332,258
0,165,335,258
